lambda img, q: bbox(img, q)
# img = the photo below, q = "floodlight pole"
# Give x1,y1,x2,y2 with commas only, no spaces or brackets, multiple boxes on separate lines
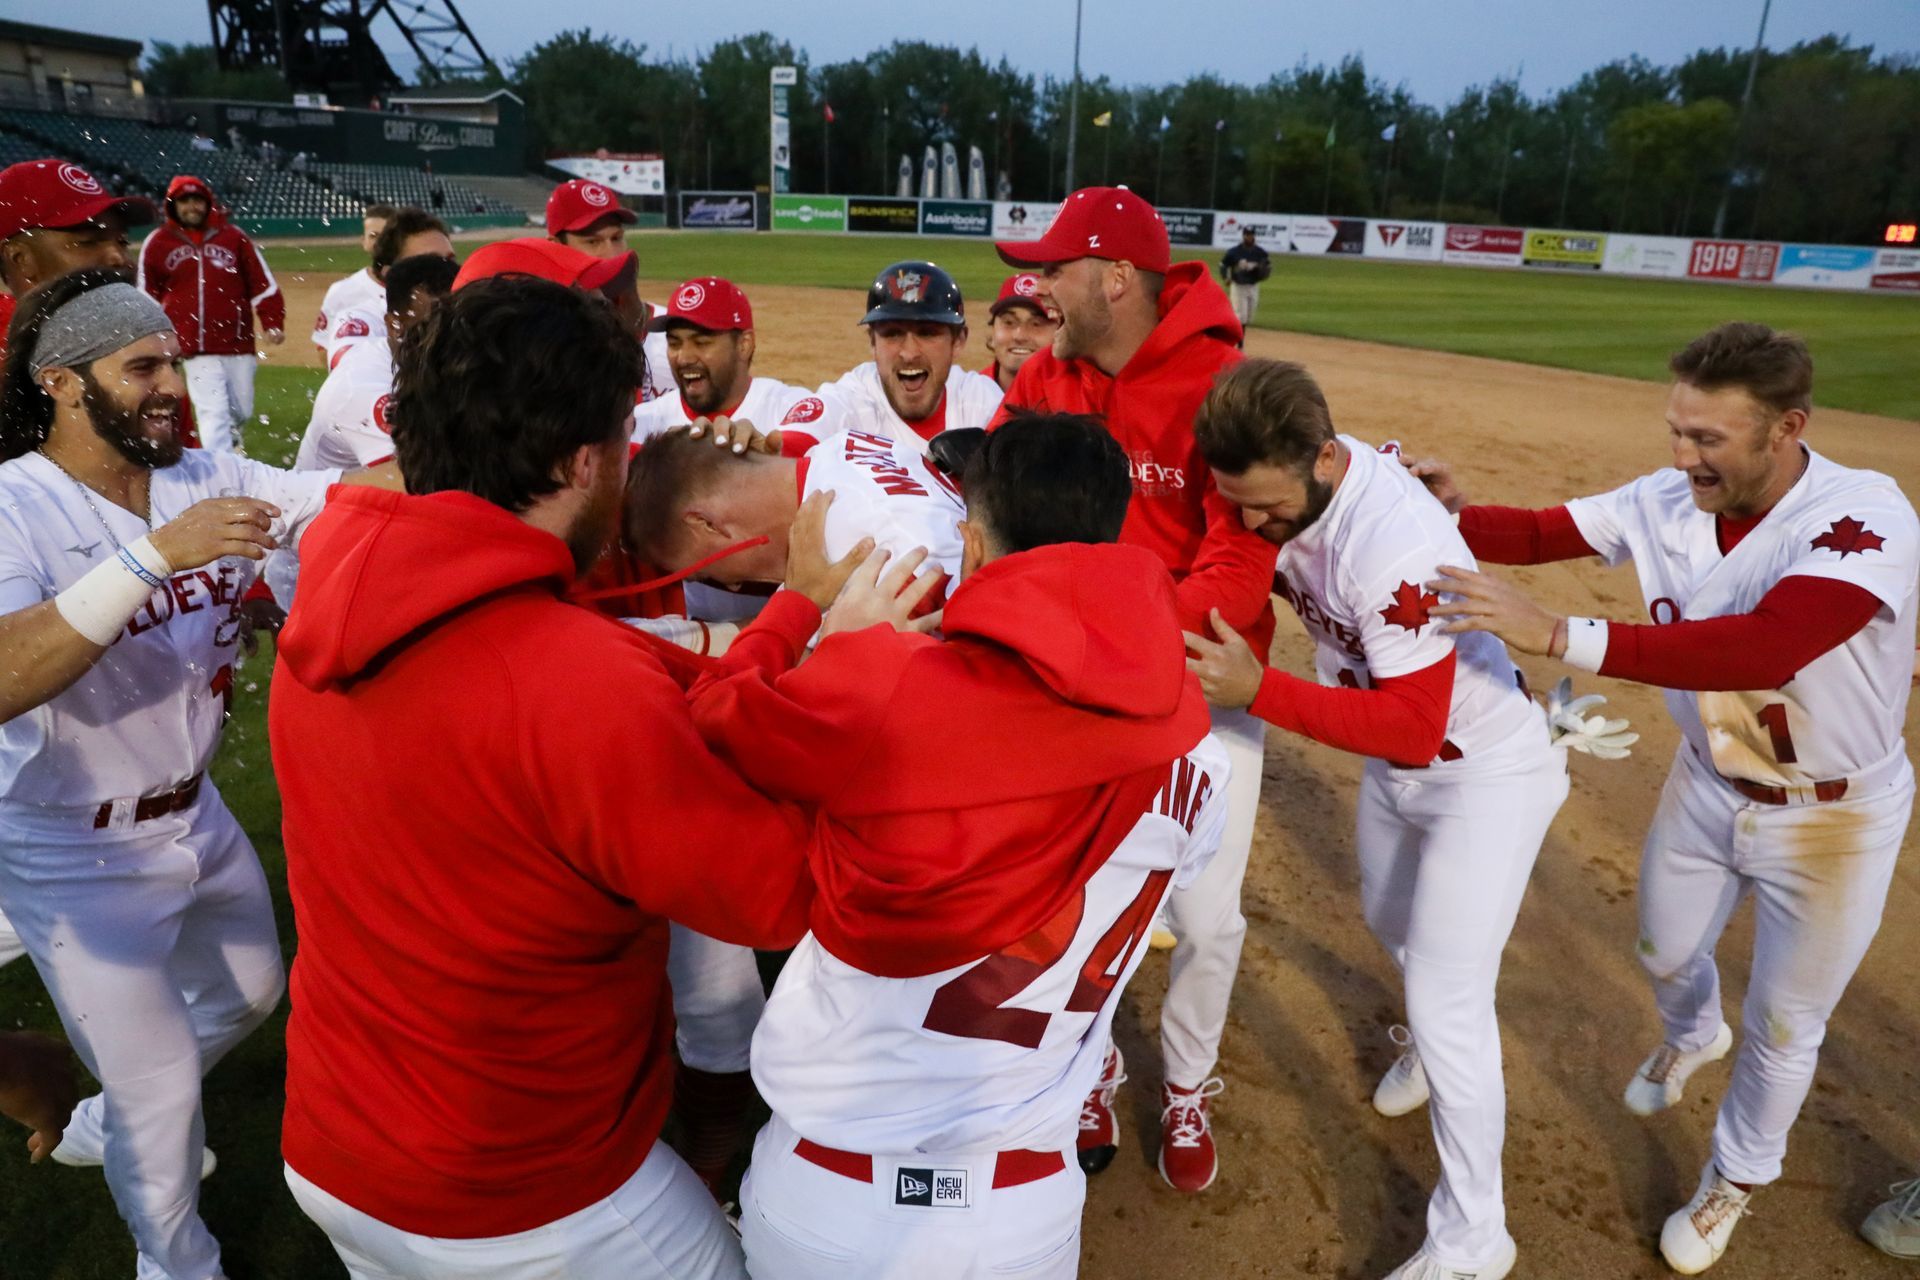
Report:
1712,0,1772,237
1064,0,1084,193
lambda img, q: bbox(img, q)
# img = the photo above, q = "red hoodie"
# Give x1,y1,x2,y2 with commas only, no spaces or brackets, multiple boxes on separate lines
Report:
690,541,1211,977
270,486,819,1237
989,262,1274,650
137,175,284,357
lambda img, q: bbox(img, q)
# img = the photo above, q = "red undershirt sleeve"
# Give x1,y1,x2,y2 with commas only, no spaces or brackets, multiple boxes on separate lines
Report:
1248,651,1455,767
1457,505,1597,565
1596,575,1881,691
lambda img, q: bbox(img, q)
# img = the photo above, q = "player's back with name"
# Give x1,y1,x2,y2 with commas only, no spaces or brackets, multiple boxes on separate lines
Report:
804,428,966,582
751,734,1230,1155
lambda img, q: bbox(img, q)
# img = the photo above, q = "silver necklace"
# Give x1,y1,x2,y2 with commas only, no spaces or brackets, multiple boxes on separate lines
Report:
36,448,150,549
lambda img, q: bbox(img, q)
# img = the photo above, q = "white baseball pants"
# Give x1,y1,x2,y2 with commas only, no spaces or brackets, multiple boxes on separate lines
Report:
740,1114,1084,1279
1356,748,1568,1271
668,922,766,1072
286,1140,745,1280
1228,282,1261,328
182,353,258,453
1637,745,1910,1186
0,781,284,1280
0,902,23,967
1161,704,1266,1089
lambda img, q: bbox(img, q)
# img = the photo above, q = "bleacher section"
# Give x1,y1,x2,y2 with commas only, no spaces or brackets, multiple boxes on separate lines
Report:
0,106,526,231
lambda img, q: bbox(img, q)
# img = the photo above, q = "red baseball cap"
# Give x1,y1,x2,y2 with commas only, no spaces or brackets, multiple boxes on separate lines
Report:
165,174,215,203
0,159,154,242
453,237,636,292
987,272,1051,319
648,277,753,332
545,179,638,236
995,186,1170,274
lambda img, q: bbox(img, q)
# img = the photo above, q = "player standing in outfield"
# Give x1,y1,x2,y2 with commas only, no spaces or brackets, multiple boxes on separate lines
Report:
631,277,832,444
318,207,453,369
270,273,881,1280
548,176,672,402
1181,360,1575,1280
1218,226,1271,335
1414,322,1919,1276
993,186,1275,1193
309,200,395,355
686,417,1224,1278
796,260,1004,455
137,175,284,453
0,268,400,1280
980,271,1060,393
0,159,153,356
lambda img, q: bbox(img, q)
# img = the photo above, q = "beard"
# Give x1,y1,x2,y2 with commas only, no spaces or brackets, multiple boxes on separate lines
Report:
1256,471,1336,546
79,371,184,469
1052,289,1111,363
564,453,626,574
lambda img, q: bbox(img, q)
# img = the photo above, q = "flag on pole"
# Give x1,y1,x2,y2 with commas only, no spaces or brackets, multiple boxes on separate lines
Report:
1159,114,1171,132
1093,110,1112,127
1380,122,1398,141
1324,122,1336,149
823,103,836,124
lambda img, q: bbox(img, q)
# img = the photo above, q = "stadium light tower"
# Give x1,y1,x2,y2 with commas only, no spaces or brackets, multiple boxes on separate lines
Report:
1063,0,1084,193
208,0,500,104
1712,0,1773,237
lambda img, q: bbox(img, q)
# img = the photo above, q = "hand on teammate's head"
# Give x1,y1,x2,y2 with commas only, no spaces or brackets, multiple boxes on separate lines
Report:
687,414,778,456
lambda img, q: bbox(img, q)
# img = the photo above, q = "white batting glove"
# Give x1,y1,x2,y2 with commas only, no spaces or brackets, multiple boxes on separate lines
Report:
1544,676,1639,760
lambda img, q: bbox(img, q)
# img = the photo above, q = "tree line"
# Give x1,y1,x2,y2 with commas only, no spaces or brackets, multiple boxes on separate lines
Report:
144,32,1919,245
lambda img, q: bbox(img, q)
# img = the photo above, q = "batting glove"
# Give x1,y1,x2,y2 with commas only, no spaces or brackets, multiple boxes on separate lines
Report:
1544,676,1639,760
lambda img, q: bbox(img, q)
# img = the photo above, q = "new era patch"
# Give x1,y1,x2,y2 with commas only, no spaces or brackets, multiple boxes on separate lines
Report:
895,1166,970,1207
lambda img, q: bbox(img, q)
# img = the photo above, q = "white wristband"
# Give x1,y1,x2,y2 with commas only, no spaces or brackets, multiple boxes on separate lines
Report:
53,536,173,646
1561,616,1609,673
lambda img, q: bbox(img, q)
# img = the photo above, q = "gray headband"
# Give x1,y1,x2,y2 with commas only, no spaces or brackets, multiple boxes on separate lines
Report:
27,283,174,376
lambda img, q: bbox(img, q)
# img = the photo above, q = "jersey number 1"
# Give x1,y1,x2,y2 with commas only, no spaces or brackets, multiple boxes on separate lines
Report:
1757,703,1798,764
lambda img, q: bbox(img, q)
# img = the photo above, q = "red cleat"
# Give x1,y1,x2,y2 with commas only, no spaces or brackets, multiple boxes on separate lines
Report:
1157,1078,1224,1193
1077,1044,1126,1174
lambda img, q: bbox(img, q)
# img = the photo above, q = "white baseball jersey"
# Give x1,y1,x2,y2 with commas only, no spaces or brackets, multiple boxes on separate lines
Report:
629,376,834,444
1274,437,1548,775
639,330,673,406
811,362,1004,456
753,734,1229,1153
1566,446,1919,785
0,450,339,805
800,429,967,586
294,334,395,471
311,266,384,355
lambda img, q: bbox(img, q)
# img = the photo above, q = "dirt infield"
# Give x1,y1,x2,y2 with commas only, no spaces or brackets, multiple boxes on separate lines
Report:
268,273,1920,1279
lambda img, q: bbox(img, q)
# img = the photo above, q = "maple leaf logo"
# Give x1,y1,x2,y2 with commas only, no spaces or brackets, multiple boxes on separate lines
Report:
1810,516,1886,558
1378,580,1440,632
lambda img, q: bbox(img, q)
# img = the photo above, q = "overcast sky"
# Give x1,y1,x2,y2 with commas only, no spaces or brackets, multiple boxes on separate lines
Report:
10,0,1916,103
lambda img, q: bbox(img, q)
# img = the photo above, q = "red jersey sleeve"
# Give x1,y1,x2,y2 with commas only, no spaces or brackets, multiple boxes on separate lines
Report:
1173,478,1279,636
1248,651,1454,767
1457,505,1596,565
1596,575,1880,691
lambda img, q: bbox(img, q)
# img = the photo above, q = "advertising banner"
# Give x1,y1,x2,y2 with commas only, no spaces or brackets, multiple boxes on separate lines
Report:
770,66,796,195
993,200,1059,242
677,191,756,230
1523,230,1606,270
1603,234,1691,279
1290,216,1368,255
1686,239,1780,283
1211,211,1290,250
771,194,847,232
920,200,993,237
1773,244,1876,290
550,154,666,197
1441,224,1523,266
1870,248,1920,292
1159,208,1216,247
846,197,920,234
1366,220,1442,260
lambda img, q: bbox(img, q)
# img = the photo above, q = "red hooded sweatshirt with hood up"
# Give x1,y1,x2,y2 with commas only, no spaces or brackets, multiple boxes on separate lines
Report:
988,261,1275,652
270,485,820,1237
689,540,1212,976
137,175,285,357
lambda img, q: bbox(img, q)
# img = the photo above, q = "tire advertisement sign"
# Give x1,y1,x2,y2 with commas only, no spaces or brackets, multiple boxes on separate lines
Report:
1870,248,1920,292
1773,244,1876,289
1159,208,1216,247
1523,230,1606,270
1604,234,1690,279
993,200,1059,242
677,191,756,230
771,195,847,232
1366,220,1441,260
1686,239,1779,283
847,197,920,234
919,200,993,237
1290,216,1368,255
1441,224,1523,266
1211,211,1289,250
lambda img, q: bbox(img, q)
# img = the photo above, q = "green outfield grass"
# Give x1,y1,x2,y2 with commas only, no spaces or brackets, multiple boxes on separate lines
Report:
266,232,1920,420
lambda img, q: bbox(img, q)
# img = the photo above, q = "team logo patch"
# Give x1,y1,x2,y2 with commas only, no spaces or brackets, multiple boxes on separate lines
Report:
1012,273,1039,296
57,163,102,195
1811,516,1885,558
887,268,926,303
675,281,706,312
894,1167,969,1208
372,394,393,434
1379,580,1440,632
582,182,612,207
336,315,371,339
780,396,825,425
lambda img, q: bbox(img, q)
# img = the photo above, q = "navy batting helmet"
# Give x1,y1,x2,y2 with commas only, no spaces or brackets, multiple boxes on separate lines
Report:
861,260,965,327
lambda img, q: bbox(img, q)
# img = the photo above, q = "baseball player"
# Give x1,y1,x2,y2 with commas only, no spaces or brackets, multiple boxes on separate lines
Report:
981,272,1060,393
0,158,153,358
794,260,1004,455
318,207,453,370
548,177,672,402
137,175,285,453
684,416,1225,1278
993,186,1277,1192
309,200,395,355
0,268,399,1280
631,276,833,444
1415,322,1918,1275
1218,227,1271,333
1182,359,1575,1280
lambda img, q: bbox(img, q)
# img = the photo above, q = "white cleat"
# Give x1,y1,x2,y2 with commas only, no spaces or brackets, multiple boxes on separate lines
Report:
1372,1024,1429,1118
1862,1177,1920,1258
1624,1021,1733,1116
1381,1236,1516,1280
49,1096,218,1181
1660,1164,1752,1275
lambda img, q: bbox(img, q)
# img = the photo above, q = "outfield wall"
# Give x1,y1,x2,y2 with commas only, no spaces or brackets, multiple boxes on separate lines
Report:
687,192,1915,295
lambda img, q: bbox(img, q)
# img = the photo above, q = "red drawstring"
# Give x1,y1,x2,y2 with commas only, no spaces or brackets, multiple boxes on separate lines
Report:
571,535,773,603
